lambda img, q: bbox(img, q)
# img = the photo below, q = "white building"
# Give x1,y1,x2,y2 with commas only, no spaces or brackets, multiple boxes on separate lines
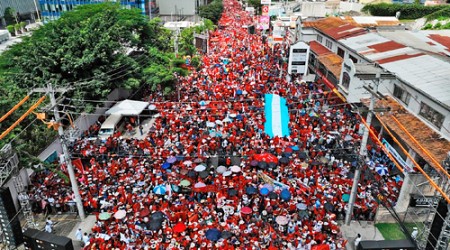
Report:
301,16,450,216
156,0,210,16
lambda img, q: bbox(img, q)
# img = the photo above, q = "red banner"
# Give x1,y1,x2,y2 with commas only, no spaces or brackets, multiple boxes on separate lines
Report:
72,158,85,174
192,185,219,193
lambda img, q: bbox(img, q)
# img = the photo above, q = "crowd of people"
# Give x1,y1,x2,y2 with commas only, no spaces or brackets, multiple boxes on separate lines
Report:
28,0,403,249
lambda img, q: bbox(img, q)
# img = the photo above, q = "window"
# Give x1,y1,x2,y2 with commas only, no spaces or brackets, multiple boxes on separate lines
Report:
325,40,332,49
419,102,444,129
393,84,411,105
349,55,358,63
337,47,345,58
341,72,350,90
317,35,323,43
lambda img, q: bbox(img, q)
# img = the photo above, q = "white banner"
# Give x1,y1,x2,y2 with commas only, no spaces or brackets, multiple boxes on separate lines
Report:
261,0,271,4
382,138,414,172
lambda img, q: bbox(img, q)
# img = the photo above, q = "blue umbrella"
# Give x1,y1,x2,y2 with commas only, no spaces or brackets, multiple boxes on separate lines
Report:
153,185,166,195
246,186,257,195
205,228,221,241
280,189,291,201
260,187,269,196
290,145,299,151
376,165,389,176
167,156,177,164
236,89,243,95
162,162,171,170
262,184,274,192
199,100,206,106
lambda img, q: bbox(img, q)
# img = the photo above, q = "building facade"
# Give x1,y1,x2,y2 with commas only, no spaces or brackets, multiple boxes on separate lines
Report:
156,0,209,16
0,0,39,25
38,0,153,23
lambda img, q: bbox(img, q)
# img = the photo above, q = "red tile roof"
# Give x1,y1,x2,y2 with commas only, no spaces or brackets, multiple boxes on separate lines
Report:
309,41,332,56
368,41,405,53
377,53,424,64
428,34,450,52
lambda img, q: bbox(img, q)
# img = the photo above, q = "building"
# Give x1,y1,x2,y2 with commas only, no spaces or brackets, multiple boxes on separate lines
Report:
156,0,209,17
301,15,450,206
0,0,39,25
38,0,155,23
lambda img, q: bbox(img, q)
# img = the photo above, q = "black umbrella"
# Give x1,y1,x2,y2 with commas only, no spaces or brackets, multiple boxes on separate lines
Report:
268,192,278,199
246,186,257,195
258,161,268,170
199,171,209,179
228,188,238,197
148,219,163,231
324,203,334,212
268,162,277,170
311,161,321,166
187,170,196,178
221,231,233,239
279,157,289,165
151,211,165,221
298,152,307,159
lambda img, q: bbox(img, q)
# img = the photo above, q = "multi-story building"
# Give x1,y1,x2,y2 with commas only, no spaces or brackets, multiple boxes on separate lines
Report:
38,0,155,23
300,15,450,207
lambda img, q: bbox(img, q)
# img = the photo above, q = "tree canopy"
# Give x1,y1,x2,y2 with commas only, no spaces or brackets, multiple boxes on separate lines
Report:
0,3,189,166
199,0,224,24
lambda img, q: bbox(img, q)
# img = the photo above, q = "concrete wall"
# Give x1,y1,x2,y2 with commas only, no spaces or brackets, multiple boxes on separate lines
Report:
339,1,364,13
157,0,196,16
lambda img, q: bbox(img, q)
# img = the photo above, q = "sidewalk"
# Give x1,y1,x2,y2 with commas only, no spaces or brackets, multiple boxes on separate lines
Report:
67,215,97,249
339,220,384,250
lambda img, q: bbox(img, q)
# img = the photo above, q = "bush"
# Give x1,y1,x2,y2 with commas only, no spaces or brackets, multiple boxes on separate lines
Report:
425,6,450,21
442,22,450,29
14,23,21,33
362,3,447,19
6,25,15,35
434,22,442,29
20,21,26,30
422,23,433,29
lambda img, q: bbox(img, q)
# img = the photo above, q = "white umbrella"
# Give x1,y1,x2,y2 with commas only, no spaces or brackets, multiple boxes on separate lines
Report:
148,104,157,110
183,160,193,166
194,182,207,188
206,122,216,128
223,171,232,177
230,165,241,173
195,165,206,172
215,120,223,125
216,165,227,173
222,117,232,123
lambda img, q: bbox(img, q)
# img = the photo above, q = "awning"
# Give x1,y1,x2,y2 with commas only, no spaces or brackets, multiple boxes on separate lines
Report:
317,54,343,79
363,97,450,169
106,99,149,116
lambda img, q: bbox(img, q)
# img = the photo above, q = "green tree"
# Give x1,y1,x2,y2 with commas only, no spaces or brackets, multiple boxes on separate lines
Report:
199,0,224,24
247,0,262,15
0,3,174,165
4,7,18,25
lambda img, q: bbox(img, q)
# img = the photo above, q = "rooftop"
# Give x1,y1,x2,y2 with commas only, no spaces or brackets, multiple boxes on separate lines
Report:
364,97,450,170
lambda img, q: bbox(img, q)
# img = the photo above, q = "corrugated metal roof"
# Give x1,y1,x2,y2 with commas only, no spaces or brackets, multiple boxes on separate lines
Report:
378,30,450,56
317,54,343,78
339,33,391,52
381,55,450,107
362,97,450,168
309,41,332,56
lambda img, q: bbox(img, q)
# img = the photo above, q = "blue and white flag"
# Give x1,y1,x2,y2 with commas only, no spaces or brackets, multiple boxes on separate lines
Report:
264,94,290,138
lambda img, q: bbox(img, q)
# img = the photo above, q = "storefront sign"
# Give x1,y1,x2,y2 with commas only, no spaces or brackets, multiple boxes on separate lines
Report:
288,42,309,75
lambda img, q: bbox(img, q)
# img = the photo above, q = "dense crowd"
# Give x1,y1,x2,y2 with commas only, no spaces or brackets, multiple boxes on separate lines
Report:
28,0,403,249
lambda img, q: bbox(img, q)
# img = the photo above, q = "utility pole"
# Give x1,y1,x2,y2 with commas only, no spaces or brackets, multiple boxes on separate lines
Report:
345,73,380,225
35,84,86,220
